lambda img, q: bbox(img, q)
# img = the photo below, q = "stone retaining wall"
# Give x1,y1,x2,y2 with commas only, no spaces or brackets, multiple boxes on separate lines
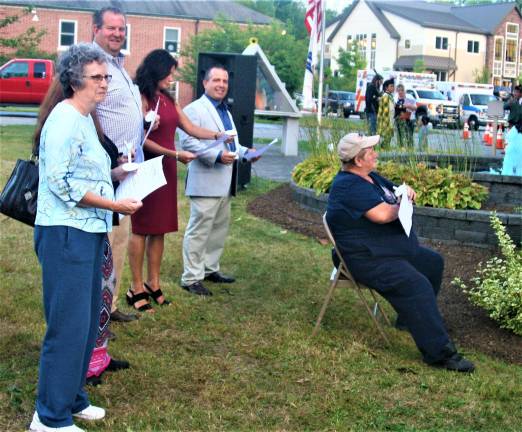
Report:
290,181,521,248
472,173,522,206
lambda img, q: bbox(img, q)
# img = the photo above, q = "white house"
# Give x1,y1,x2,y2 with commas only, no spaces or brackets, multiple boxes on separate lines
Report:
326,0,522,87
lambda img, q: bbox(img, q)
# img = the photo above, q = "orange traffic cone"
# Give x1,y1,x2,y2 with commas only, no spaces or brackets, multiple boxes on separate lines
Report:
496,128,504,149
463,122,470,139
484,123,492,146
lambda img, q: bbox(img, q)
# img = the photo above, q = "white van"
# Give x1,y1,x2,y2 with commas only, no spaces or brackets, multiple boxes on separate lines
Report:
356,70,460,127
436,82,496,130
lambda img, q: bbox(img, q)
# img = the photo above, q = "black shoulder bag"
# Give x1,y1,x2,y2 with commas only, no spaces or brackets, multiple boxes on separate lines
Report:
0,155,39,226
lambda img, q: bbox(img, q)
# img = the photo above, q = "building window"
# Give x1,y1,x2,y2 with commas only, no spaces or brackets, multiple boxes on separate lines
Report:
436,71,447,81
370,33,376,69
59,20,77,48
505,38,517,62
494,37,503,61
435,36,448,50
506,23,519,36
346,35,352,49
355,33,367,60
405,39,411,49
121,24,131,53
164,27,181,55
467,40,479,53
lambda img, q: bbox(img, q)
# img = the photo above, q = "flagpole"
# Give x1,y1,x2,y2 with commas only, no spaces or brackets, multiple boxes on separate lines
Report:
316,0,326,125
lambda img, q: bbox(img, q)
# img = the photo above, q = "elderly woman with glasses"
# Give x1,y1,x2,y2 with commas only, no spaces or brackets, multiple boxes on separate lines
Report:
30,43,142,432
326,133,475,373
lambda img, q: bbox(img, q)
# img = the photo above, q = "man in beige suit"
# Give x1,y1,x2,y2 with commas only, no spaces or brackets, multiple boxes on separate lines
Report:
179,65,260,295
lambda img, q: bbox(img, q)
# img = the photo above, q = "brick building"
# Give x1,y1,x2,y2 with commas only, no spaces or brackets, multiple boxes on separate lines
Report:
0,0,271,106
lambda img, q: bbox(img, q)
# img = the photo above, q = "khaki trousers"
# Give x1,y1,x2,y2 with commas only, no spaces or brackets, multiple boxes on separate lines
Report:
181,196,231,286
107,215,130,312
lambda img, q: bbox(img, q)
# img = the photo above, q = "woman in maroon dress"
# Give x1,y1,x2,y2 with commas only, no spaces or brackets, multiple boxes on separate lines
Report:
128,49,223,312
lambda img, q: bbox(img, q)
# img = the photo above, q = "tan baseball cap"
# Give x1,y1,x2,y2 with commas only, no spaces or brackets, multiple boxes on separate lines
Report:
338,133,380,161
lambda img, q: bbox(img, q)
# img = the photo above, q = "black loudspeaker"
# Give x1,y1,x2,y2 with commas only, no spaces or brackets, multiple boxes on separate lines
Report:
196,52,257,188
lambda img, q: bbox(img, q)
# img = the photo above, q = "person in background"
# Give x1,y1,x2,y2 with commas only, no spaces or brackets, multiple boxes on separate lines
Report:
326,133,475,373
179,65,261,296
502,119,522,175
394,83,416,148
377,78,395,149
365,73,383,135
93,6,144,323
29,43,141,432
127,49,226,312
504,85,522,128
418,115,430,151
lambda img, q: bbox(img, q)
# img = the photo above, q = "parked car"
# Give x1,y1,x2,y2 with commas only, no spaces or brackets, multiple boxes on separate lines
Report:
0,58,55,104
324,90,357,118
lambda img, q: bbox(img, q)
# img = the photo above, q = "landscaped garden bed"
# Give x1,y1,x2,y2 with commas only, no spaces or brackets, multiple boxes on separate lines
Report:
290,180,521,247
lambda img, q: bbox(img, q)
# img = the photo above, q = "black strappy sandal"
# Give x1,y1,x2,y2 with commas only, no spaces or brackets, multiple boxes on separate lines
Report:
143,282,171,306
126,289,154,312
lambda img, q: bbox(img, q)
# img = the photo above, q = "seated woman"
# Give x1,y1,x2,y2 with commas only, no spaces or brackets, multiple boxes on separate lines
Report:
326,133,475,373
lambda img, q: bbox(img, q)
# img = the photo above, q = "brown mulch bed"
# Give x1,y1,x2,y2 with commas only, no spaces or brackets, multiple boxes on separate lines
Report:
247,184,522,365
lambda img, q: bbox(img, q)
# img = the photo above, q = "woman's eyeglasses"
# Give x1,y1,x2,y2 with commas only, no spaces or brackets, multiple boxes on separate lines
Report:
83,74,112,83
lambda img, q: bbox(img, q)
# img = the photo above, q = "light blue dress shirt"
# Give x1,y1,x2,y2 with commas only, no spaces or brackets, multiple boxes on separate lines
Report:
35,101,114,233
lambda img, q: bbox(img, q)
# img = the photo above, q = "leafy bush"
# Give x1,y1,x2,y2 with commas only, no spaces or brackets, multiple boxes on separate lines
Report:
377,161,488,210
292,156,338,193
453,215,522,336
292,158,489,210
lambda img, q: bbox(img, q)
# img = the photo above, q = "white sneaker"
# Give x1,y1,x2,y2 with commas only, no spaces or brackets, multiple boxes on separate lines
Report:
29,412,84,432
72,405,105,421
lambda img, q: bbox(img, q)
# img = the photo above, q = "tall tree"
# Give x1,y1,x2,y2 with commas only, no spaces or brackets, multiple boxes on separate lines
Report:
178,18,307,95
0,7,52,63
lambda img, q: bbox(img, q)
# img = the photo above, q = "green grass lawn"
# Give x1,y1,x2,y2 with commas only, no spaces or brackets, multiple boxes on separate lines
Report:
1,125,521,431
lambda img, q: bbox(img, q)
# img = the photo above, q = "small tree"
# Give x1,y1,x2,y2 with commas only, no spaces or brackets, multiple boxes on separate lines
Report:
473,66,491,84
413,59,425,73
0,7,53,64
178,18,307,96
325,45,366,91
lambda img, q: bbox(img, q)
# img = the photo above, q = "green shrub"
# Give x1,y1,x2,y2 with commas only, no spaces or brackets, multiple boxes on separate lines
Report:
377,161,488,210
292,158,489,210
453,215,522,336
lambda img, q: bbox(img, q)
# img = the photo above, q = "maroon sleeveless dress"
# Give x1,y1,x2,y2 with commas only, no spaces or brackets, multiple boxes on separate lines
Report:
131,93,179,235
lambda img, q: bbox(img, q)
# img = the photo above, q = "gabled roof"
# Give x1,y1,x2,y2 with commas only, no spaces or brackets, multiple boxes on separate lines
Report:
366,1,400,40
452,2,521,34
373,1,485,34
327,0,521,41
327,0,359,42
0,0,272,24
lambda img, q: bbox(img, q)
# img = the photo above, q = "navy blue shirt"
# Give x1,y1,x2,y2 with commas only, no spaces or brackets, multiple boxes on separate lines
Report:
326,171,418,260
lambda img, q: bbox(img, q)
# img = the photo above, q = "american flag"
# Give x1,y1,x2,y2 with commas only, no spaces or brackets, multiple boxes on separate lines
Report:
302,0,322,111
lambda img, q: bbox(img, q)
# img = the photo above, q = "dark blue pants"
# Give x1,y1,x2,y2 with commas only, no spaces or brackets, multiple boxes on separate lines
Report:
34,225,104,427
348,246,450,364
367,112,377,135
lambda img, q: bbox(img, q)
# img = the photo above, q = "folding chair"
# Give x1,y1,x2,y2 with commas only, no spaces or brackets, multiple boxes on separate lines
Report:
312,213,392,345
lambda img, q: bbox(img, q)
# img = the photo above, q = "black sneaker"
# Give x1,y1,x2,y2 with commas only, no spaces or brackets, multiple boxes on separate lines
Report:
182,281,213,296
434,352,475,373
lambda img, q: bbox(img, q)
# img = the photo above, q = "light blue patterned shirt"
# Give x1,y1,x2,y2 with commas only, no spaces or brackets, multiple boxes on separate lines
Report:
35,101,114,233
93,42,144,162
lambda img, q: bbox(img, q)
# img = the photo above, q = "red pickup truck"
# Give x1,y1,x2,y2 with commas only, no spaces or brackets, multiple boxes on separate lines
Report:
0,58,55,104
